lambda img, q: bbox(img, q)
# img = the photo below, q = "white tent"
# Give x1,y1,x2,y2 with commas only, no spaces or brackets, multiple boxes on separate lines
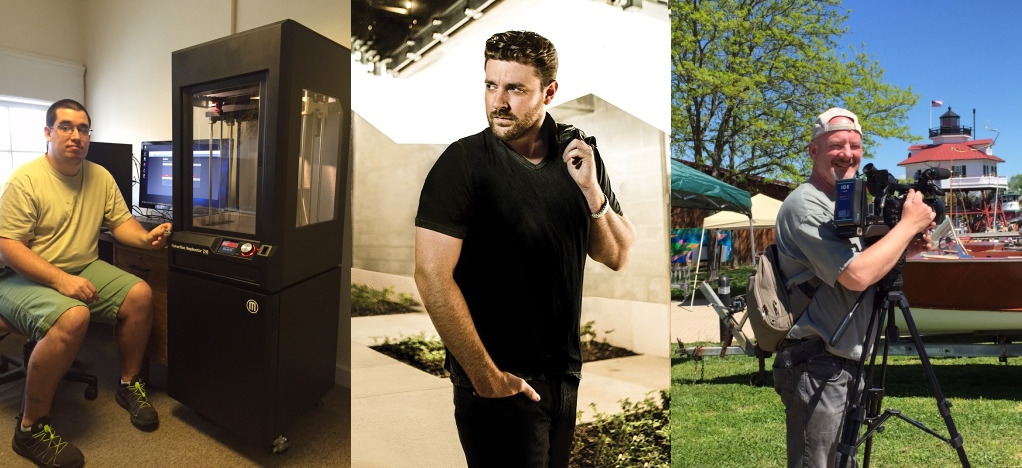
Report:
689,194,784,307
702,193,783,230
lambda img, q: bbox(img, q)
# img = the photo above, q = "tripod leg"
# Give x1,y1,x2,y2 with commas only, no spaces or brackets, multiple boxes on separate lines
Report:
861,299,899,468
837,295,888,468
892,293,970,467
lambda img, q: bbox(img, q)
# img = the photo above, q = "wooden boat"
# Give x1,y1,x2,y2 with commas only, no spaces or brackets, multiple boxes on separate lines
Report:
894,220,1022,335
901,256,1022,334
956,232,1022,256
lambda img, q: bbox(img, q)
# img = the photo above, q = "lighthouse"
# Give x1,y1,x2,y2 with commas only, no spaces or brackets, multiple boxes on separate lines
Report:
898,106,1012,232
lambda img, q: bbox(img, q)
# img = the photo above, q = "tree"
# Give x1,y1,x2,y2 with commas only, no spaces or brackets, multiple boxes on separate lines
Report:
672,0,919,185
1009,173,1022,193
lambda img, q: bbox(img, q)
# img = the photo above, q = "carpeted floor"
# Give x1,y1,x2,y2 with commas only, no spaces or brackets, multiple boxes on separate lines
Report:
0,325,350,467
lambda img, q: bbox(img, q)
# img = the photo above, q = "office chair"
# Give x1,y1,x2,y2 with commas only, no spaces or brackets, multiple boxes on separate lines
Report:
0,332,24,387
0,318,98,400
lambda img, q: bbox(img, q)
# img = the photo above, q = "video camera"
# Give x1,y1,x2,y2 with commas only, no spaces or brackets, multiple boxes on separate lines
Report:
834,163,949,239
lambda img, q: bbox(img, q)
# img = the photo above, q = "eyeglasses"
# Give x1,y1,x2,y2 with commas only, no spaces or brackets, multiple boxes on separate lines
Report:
51,124,93,137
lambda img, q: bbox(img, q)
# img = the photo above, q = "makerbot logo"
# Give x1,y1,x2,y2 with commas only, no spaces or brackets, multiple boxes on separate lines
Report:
246,299,259,314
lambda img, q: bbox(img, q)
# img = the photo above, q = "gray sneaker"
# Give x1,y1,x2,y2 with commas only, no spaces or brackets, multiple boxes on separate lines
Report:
11,415,85,467
116,375,159,431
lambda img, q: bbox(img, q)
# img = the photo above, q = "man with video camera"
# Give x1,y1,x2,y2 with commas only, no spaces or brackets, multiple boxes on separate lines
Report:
772,107,936,467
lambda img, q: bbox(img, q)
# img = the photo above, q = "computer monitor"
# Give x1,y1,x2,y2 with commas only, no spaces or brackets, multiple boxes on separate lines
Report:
87,142,133,207
138,140,227,211
138,141,174,210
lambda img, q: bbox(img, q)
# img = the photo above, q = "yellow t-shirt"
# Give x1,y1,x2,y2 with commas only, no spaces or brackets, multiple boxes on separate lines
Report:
0,155,132,272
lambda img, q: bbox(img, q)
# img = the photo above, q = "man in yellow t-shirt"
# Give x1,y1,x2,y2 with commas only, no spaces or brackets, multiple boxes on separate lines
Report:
0,99,171,467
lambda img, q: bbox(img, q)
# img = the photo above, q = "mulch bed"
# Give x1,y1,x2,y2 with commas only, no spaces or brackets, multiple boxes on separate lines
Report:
371,340,638,379
371,341,449,378
351,301,419,317
582,341,637,362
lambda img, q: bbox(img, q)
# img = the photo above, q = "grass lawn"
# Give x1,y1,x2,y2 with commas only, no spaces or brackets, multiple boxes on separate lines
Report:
672,264,753,302
671,342,1022,467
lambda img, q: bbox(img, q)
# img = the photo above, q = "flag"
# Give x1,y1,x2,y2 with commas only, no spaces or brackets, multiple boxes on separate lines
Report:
931,100,943,107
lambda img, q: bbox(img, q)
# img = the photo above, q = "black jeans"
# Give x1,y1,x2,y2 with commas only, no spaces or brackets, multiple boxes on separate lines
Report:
453,376,580,468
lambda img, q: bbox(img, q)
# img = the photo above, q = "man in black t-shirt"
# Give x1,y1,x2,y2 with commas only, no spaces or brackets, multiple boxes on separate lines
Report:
414,31,636,467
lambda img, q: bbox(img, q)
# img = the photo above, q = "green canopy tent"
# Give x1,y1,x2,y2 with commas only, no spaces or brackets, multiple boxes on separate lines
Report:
670,159,752,216
670,159,753,307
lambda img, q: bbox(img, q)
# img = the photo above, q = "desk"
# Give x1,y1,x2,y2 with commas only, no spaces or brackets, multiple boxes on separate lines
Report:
99,232,169,366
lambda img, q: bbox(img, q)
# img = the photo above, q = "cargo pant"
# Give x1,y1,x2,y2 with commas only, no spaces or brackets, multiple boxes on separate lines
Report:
773,337,864,468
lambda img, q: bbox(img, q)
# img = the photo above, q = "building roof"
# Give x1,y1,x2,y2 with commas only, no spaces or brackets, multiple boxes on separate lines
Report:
898,138,1003,166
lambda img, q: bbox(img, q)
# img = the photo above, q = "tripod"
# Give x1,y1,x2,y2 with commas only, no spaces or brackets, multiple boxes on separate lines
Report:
834,254,969,468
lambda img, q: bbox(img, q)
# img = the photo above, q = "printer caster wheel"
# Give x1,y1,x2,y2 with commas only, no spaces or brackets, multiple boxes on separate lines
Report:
272,435,290,454
84,383,98,400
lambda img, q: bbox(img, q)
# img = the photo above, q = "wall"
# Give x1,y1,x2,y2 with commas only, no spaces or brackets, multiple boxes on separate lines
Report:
0,0,85,63
0,0,85,103
0,0,353,386
351,114,447,275
80,0,351,173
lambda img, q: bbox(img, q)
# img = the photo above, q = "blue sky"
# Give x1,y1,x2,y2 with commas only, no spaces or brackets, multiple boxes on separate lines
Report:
843,1,1022,180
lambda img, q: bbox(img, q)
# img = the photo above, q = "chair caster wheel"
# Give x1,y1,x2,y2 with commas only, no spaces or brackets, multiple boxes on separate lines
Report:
84,385,98,400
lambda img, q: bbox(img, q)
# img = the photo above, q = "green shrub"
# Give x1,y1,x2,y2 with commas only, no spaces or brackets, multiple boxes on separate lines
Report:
351,284,421,316
580,320,614,349
571,390,670,467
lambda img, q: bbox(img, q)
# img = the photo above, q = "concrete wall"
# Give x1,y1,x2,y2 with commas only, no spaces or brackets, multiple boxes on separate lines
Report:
351,114,446,276
0,0,354,386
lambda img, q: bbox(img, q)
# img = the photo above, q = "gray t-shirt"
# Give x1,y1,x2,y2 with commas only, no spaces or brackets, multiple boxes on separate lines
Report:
775,182,875,360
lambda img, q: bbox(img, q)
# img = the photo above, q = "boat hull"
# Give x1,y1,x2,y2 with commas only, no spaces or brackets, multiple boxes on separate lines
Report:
899,256,1022,334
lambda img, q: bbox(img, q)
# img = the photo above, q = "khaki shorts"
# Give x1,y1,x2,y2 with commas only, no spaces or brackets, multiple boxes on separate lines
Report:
0,260,142,341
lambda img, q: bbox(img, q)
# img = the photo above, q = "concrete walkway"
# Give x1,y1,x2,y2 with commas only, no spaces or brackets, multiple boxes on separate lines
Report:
351,311,670,467
671,293,755,346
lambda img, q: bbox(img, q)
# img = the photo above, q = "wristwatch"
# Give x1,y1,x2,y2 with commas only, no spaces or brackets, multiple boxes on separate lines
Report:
591,196,609,219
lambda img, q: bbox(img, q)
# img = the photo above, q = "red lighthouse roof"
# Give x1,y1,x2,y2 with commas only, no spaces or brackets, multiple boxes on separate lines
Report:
897,138,1003,166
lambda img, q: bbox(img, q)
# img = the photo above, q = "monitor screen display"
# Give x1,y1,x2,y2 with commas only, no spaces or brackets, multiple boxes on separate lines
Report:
138,141,173,210
139,140,225,211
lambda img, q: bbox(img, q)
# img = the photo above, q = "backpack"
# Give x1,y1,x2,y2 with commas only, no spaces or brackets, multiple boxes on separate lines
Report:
745,244,819,352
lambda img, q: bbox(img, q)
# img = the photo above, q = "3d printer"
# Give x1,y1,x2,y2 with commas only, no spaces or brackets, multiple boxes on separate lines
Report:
166,20,350,453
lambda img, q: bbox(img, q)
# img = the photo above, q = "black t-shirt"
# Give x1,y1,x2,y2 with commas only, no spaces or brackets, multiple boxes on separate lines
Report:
415,114,622,384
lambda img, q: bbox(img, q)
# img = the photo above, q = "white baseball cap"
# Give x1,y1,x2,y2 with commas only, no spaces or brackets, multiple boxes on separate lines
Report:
812,107,862,139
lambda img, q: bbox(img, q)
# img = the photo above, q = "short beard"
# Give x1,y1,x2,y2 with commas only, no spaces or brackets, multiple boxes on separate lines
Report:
487,112,526,142
487,107,544,144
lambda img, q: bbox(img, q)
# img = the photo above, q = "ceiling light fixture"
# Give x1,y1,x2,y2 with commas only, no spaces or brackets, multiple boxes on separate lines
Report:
388,0,500,75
